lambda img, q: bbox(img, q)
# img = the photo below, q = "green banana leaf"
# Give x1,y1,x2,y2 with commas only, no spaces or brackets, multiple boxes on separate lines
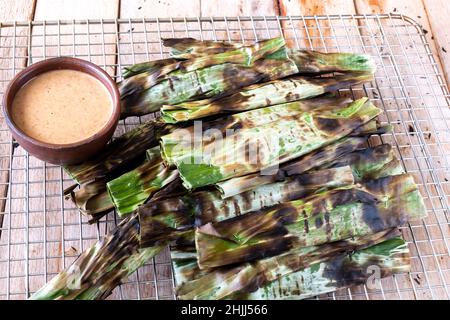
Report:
195,174,426,269
160,72,374,123
176,228,399,300
107,146,179,217
138,166,354,248
119,38,298,118
171,234,410,300
30,214,165,300
64,120,168,185
161,97,381,189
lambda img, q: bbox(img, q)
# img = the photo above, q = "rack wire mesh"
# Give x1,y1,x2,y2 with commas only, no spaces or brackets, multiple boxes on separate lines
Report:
0,14,449,300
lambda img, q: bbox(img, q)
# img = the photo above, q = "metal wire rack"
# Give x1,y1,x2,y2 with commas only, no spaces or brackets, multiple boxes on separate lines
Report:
0,14,449,300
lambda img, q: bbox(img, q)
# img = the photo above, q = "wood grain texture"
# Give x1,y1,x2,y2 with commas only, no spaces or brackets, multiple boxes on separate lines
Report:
354,0,446,81
202,0,280,42
0,0,37,299
354,0,450,299
201,0,279,16
120,0,200,17
34,0,119,19
423,0,450,88
0,0,449,300
278,0,357,48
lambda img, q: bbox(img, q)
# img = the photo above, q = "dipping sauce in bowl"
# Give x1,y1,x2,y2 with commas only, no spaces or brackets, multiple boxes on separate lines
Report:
11,69,113,144
3,57,120,165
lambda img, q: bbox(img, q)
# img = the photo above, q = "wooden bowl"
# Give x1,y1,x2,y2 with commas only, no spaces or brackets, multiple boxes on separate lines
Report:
2,57,120,165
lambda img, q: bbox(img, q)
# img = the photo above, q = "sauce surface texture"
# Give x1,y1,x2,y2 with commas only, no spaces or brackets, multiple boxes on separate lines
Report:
12,69,113,144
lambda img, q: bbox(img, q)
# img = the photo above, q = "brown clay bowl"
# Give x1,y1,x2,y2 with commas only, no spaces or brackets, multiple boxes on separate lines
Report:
2,57,120,165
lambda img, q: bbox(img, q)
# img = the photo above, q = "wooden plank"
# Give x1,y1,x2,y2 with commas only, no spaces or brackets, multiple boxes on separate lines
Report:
354,0,450,299
201,0,278,16
118,0,201,70
120,0,200,17
201,0,280,42
34,0,119,19
278,0,357,49
9,0,120,299
423,0,450,88
354,0,446,84
0,0,37,300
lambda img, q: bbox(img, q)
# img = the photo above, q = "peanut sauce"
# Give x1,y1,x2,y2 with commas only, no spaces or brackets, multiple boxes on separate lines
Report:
12,69,112,144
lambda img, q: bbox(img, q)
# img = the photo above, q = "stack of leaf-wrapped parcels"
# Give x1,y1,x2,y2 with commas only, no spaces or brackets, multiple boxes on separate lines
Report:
30,37,425,300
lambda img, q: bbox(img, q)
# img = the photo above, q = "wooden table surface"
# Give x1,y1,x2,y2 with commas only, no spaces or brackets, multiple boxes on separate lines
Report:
0,0,448,86
0,0,449,300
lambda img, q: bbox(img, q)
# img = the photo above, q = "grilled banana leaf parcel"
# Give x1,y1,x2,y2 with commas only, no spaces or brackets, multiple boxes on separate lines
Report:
239,237,410,300
132,37,376,75
139,166,354,247
161,97,381,189
106,147,179,217
287,49,377,74
30,214,165,300
171,234,410,300
160,72,374,123
67,180,115,217
177,228,399,300
165,38,377,74
65,120,167,185
120,38,298,118
216,141,400,199
195,174,426,269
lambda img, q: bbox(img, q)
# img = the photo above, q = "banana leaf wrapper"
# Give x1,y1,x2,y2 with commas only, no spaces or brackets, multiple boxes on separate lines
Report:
287,49,377,74
165,37,244,59
119,39,298,118
122,57,180,79
67,180,114,218
176,228,399,300
160,72,374,123
121,37,247,78
172,235,410,300
195,174,426,269
107,147,179,217
65,151,151,220
215,120,392,198
318,143,405,180
30,214,165,300
238,237,410,300
64,120,168,185
138,166,354,248
161,97,381,189
165,38,377,74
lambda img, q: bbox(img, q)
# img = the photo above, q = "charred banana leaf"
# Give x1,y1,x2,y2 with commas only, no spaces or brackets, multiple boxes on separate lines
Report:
287,49,377,74
67,180,114,217
122,57,179,79
177,228,399,300
120,38,298,118
161,72,374,123
237,237,410,300
173,235,410,300
30,214,165,300
195,174,426,269
161,97,381,189
106,147,179,217
165,38,377,74
319,143,404,180
138,166,354,248
215,122,393,198
65,120,167,185
165,37,244,59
